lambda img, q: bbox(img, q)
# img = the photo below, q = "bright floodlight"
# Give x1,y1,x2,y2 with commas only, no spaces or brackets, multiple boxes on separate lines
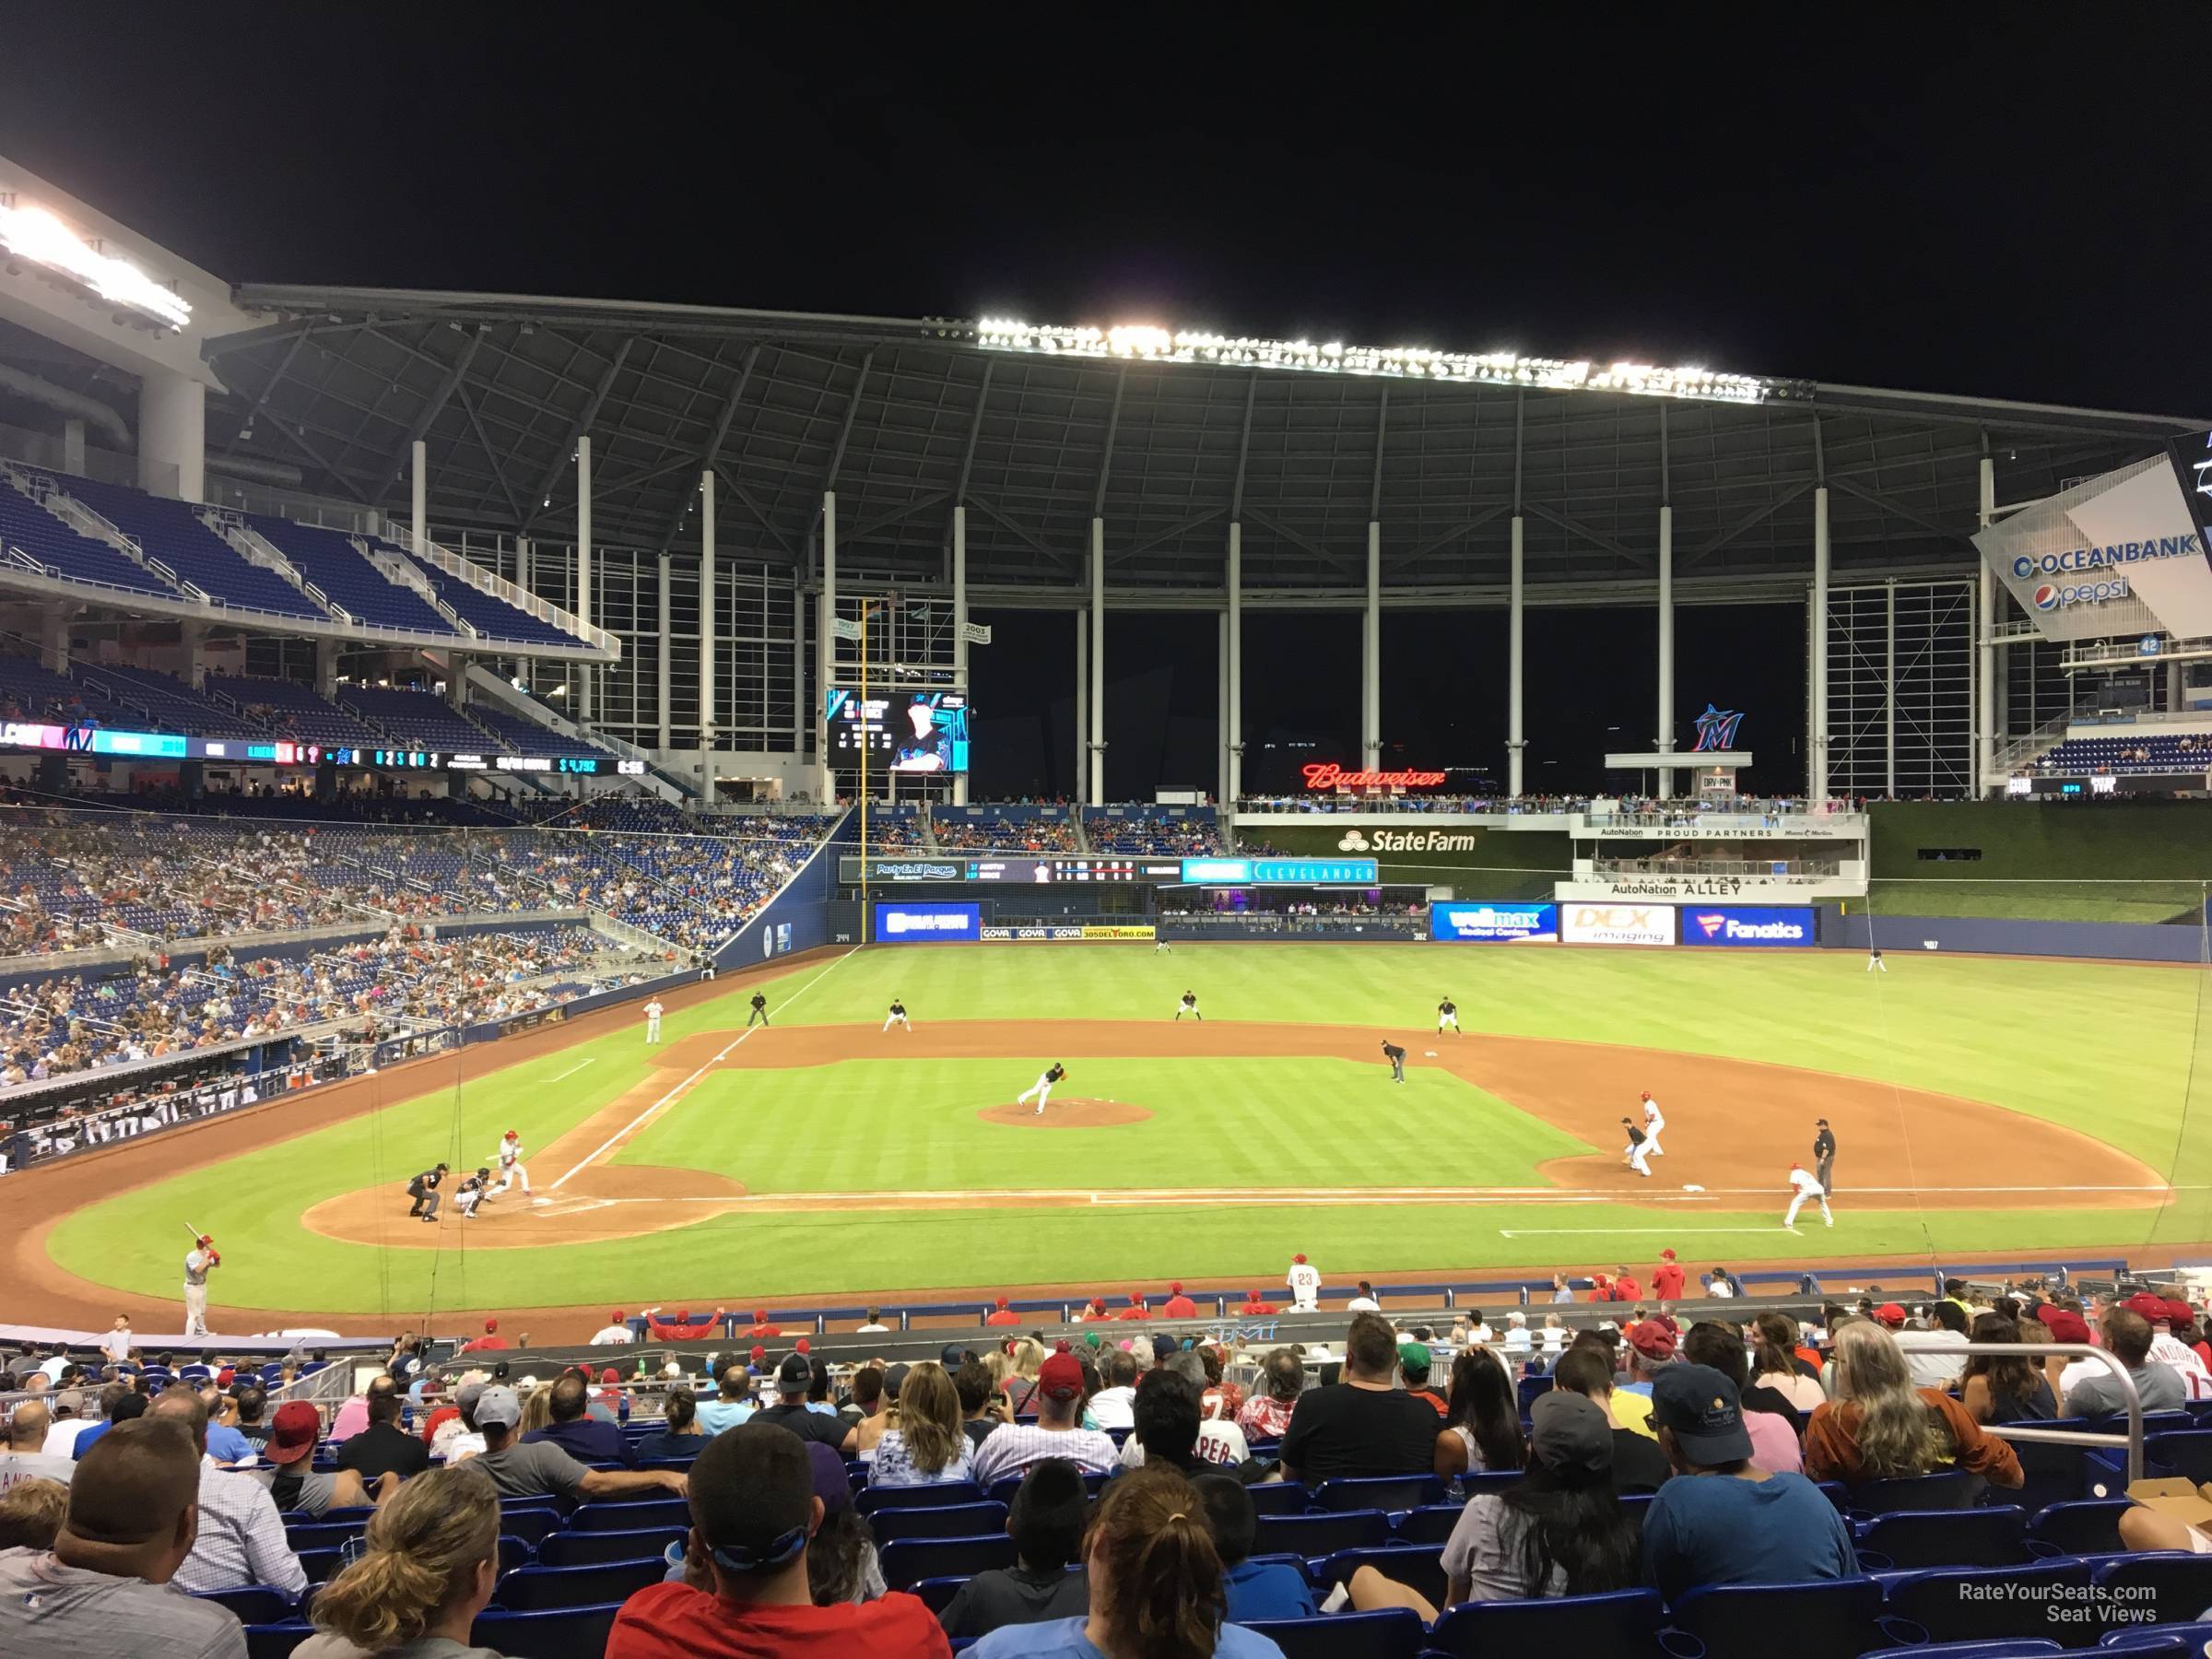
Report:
0,202,192,329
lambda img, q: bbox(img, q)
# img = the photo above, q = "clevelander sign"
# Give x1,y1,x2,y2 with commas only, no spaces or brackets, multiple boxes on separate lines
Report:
1677,905,1815,947
1560,904,1677,947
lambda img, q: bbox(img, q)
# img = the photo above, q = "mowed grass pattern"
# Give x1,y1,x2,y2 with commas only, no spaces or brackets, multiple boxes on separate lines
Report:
41,942,2212,1311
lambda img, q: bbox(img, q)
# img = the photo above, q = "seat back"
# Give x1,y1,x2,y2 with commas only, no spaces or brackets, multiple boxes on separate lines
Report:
1881,1561,2092,1644
2028,1500,2129,1557
194,1585,297,1625
1253,1509,1391,1557
1858,1506,2028,1570
1246,1607,1426,1659
493,1558,665,1611
1319,1545,1447,1610
871,1501,1010,1544
2091,1551,2212,1629
536,1526,687,1567
491,1506,563,1546
242,1624,316,1659
1314,1474,1446,1512
571,1497,690,1532
1394,1503,1465,1545
878,1533,1018,1592
1850,1470,1983,1515
1244,1481,1313,1515
855,1480,987,1514
2002,1418,2096,1512
1670,1576,1885,1659
986,1471,1109,1506
284,1522,363,1553
472,1604,626,1659
2147,1431,2212,1486
1857,1642,2064,1659
1429,1588,1665,1658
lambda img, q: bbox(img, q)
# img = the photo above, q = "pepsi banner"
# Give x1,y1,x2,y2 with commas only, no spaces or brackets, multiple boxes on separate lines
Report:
873,901,981,943
1677,905,1815,947
1429,901,1558,943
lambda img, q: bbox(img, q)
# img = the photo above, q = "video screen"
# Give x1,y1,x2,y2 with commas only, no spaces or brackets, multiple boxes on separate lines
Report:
826,688,971,774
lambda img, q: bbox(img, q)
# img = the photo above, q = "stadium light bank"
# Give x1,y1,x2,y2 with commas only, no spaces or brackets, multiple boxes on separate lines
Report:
0,199,192,330
973,318,1808,406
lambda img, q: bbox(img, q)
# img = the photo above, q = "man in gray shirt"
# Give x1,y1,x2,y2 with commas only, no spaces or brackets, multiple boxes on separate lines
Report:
0,1416,246,1658
464,1385,687,1502
2064,1307,2187,1417
0,1400,77,1491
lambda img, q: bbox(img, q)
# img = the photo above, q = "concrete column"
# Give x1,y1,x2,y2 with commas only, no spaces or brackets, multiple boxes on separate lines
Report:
137,370,206,502
180,620,206,689
410,439,428,559
1977,457,1996,797
700,470,717,754
656,551,674,753
792,590,806,770
1074,608,1088,799
952,505,970,806
819,490,837,803
1217,609,1230,806
61,418,85,476
1363,520,1382,769
2169,658,2185,714
1656,504,1675,800
1885,581,1898,799
446,657,468,712
313,637,339,696
1227,523,1243,803
1088,517,1105,806
1508,515,1525,797
38,606,71,673
515,536,534,598
576,435,594,721
1813,485,1830,802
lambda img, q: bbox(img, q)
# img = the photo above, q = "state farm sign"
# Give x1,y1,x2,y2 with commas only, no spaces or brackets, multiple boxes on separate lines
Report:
1337,828,1482,853
1560,904,1677,947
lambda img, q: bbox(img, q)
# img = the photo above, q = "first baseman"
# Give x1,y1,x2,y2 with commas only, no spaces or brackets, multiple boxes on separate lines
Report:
1437,996,1461,1035
1784,1162,1833,1228
493,1130,532,1197
884,998,911,1032
1176,991,1202,1021
182,1235,218,1337
1640,1091,1665,1157
1018,1063,1067,1114
643,997,665,1043
1621,1117,1653,1177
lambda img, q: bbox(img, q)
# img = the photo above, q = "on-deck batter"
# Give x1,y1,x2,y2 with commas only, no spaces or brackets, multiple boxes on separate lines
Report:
182,1235,218,1337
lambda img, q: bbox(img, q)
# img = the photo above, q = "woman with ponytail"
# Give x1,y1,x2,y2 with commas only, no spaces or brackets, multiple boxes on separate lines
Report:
298,1465,505,1659
968,1464,1286,1659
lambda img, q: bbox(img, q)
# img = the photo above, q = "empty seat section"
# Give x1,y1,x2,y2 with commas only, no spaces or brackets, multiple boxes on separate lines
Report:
62,477,325,619
206,675,382,746
337,686,502,750
0,480,179,597
245,516,459,636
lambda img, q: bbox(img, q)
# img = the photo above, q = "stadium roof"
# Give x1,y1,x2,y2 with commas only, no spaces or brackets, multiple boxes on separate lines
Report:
201,286,2206,607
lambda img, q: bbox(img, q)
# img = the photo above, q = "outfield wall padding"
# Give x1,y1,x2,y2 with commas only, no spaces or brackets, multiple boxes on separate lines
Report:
716,807,853,967
1822,905,2208,963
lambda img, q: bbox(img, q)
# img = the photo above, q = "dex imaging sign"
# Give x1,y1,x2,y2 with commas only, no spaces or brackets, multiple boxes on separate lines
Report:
874,901,981,943
1430,901,1558,943
1678,905,1814,947
1561,905,1677,947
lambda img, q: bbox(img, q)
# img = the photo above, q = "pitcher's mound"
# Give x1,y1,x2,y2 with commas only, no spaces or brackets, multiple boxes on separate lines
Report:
978,1098,1153,1128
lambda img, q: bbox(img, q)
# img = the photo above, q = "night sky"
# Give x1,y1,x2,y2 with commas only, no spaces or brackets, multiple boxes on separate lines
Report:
0,16,2199,796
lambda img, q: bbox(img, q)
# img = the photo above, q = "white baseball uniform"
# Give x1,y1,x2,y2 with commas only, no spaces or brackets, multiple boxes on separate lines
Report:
1624,1125,1653,1177
1641,1097,1665,1157
455,1174,487,1218
1438,1001,1460,1032
494,1136,531,1195
182,1249,213,1337
883,1001,911,1031
644,998,664,1042
1784,1166,1833,1227
1017,1068,1059,1113
1176,995,1200,1020
1286,1259,1322,1310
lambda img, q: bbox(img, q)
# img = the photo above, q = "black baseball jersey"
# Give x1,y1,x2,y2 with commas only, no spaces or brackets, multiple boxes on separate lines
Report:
458,1172,487,1196
407,1169,442,1195
1624,1123,1648,1146
1181,993,1197,1006
1814,1127,1837,1160
1438,1000,1456,1015
1045,1064,1066,1084
751,992,768,1008
889,1001,906,1016
1381,1042,1406,1062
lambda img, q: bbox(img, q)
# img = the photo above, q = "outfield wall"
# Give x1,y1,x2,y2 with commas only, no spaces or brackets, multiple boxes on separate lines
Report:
1820,906,2207,963
716,807,854,966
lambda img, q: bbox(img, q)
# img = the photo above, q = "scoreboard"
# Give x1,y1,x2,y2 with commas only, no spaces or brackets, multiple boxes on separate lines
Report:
841,854,1382,886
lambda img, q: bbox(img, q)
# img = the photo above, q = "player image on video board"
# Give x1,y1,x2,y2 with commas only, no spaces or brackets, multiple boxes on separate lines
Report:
826,688,971,774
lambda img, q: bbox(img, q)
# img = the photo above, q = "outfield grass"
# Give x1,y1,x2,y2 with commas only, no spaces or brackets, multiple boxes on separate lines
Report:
44,943,2212,1312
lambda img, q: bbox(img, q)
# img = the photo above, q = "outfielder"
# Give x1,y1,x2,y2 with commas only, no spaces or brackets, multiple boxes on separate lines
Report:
1381,1040,1406,1083
406,1162,449,1221
1176,991,1202,1021
1784,1162,1833,1229
454,1166,491,1218
1620,1117,1653,1178
884,998,911,1032
1437,996,1461,1035
493,1130,532,1197
182,1235,218,1337
643,997,665,1043
1018,1063,1067,1115
1866,947,1886,973
1640,1091,1665,1158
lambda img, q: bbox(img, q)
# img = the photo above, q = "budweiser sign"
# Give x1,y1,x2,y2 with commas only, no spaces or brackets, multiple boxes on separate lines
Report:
1302,762,1447,790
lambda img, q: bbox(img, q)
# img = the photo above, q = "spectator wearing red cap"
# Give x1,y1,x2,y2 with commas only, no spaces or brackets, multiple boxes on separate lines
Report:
250,1401,379,1518
745,1311,783,1341
590,1309,634,1345
1160,1282,1199,1321
1237,1289,1279,1316
1652,1250,1686,1302
1584,1273,1614,1305
971,1350,1119,1485
456,1318,508,1356
2136,1295,2212,1401
1287,1253,1322,1311
593,1368,629,1422
1073,1296,1111,1324
1116,1293,1151,1323
645,1305,725,1342
1612,1266,1642,1303
2061,1305,2188,1415
984,1296,1023,1328
1610,1320,1678,1441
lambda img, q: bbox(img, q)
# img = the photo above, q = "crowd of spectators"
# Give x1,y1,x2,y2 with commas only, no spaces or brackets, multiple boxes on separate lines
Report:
1083,810,1221,854
933,814,1080,853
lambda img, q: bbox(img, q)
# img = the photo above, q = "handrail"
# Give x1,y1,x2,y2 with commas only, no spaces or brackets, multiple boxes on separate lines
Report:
382,521,620,656
1903,1338,2146,1483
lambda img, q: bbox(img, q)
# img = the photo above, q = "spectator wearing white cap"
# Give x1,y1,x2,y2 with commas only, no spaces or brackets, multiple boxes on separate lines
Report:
467,1384,687,1502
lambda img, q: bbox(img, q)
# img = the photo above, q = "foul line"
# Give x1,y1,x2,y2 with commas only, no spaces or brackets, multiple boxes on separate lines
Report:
549,947,860,1190
1501,1226,1800,1237
548,1059,596,1083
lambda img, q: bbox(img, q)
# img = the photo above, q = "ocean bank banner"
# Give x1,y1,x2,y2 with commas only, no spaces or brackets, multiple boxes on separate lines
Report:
1560,903,1677,947
1430,901,1558,943
874,901,981,943
1973,453,2206,641
1677,905,1815,947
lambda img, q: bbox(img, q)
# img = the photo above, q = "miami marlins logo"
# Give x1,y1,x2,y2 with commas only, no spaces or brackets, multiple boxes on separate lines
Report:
1691,705,1745,752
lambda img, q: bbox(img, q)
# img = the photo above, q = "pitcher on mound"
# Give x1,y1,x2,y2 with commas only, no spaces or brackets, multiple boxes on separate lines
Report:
1018,1063,1067,1115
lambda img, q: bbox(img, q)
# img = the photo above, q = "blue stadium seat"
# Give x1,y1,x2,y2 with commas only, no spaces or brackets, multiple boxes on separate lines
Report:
1246,1608,1426,1659
1882,1561,2095,1646
2147,1434,2212,1485
491,1506,564,1546
2096,1630,2212,1655
856,1480,987,1515
536,1526,686,1567
2091,1553,2212,1629
1858,1506,2030,1569
1393,1503,1464,1545
1861,1643,2065,1659
1459,1470,1526,1500
871,1501,1010,1544
243,1624,316,1659
2011,1423,2101,1512
493,1558,665,1611
570,1498,690,1533
194,1585,297,1624
2031,1500,2132,1557
1314,1475,1446,1512
294,1548,343,1583
472,1604,626,1659
1253,1510,1391,1558
912,1575,973,1615
1317,1544,1447,1609
1243,1481,1313,1515
1848,1471,1984,1514
986,1472,1108,1506
1428,1588,1665,1658
1669,1577,1886,1659
879,1534,1018,1592
1519,1375,1555,1413
284,1522,362,1553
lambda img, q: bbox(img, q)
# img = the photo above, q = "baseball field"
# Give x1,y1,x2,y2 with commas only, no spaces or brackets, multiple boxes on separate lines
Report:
17,941,2212,1336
